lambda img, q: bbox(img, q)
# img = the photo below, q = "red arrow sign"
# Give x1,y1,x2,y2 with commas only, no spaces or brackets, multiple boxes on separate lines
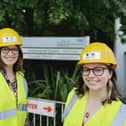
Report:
43,106,52,112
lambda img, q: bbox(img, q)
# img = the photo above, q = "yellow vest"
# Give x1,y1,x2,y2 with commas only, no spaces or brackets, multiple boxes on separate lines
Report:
63,88,126,126
0,72,28,126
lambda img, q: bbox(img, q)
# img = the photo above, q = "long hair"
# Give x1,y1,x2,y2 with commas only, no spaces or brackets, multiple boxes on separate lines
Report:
0,46,25,73
75,65,122,104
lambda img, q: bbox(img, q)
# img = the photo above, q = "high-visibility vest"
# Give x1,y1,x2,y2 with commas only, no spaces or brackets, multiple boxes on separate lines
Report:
63,92,126,126
0,72,28,126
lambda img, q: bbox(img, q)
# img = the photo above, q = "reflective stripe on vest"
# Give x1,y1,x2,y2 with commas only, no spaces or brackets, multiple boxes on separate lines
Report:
0,109,16,120
18,104,27,111
112,103,126,126
62,93,77,122
23,78,28,96
0,104,27,120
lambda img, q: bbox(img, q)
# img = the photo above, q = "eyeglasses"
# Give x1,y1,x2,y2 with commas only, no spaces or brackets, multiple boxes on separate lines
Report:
1,47,19,55
81,67,108,76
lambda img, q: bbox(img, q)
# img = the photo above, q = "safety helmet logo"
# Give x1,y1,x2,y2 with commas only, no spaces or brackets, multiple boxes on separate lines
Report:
83,52,101,60
2,36,16,43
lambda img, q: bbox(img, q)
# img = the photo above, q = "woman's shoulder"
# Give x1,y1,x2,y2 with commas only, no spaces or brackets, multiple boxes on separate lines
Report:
104,100,122,112
67,87,77,97
16,71,24,77
65,87,76,104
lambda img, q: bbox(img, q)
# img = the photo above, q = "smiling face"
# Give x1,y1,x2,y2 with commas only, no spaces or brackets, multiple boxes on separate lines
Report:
82,63,112,92
0,45,19,68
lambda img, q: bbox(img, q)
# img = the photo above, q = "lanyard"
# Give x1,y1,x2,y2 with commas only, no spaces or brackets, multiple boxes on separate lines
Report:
3,71,17,97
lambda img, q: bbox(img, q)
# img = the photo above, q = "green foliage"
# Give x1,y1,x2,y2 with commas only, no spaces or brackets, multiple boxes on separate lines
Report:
27,64,79,102
0,0,126,41
49,6,69,24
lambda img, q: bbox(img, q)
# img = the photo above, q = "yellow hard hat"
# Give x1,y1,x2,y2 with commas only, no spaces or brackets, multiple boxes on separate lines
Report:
0,28,23,47
78,42,117,69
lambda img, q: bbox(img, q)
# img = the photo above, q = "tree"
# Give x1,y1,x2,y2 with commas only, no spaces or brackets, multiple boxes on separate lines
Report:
0,0,126,44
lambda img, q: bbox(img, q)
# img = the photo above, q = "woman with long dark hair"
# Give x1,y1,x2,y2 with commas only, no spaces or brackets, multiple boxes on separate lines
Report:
63,42,126,126
0,28,28,126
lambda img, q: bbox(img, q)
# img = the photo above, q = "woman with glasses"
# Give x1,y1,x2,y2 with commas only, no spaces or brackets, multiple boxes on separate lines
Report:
0,28,28,126
63,42,126,126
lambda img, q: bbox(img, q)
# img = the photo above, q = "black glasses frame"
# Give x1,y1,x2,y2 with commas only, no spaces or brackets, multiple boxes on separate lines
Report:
81,67,109,76
1,47,19,55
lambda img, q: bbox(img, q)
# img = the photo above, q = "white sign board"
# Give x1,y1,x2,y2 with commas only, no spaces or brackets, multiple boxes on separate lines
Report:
28,97,56,117
22,37,90,60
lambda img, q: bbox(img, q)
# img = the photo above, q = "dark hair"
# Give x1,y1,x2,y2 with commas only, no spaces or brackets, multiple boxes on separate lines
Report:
0,46,25,73
75,65,122,104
